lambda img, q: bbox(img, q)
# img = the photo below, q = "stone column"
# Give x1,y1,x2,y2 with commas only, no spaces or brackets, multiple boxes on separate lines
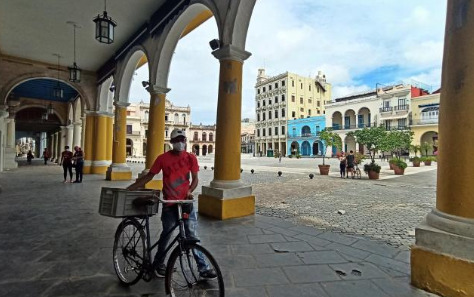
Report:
72,121,82,147
138,85,169,189
198,45,254,219
83,112,94,174
65,124,73,149
59,126,67,154
411,2,474,296
106,101,132,180
91,112,113,174
54,132,61,162
4,116,18,169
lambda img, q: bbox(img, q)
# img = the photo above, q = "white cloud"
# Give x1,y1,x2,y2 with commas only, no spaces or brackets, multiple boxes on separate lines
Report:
128,0,447,124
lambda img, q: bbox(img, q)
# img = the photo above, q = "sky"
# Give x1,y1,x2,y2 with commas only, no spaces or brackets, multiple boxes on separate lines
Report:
129,0,447,125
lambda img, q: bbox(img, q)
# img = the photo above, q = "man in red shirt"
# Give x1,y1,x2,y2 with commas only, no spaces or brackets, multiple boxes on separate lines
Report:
127,128,216,279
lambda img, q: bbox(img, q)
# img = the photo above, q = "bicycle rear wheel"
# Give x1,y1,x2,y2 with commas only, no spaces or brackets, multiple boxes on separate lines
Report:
165,243,224,297
113,218,146,285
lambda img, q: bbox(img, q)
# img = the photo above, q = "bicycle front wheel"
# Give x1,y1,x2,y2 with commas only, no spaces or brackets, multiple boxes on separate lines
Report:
165,243,224,297
113,218,146,286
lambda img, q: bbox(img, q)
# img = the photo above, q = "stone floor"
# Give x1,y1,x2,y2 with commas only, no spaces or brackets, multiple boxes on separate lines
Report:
0,158,439,296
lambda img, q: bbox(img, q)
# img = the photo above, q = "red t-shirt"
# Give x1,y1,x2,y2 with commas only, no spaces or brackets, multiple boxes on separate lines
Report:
150,151,199,200
61,151,74,165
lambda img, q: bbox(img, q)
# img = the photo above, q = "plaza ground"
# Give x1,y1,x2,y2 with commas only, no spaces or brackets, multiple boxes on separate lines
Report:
0,155,438,296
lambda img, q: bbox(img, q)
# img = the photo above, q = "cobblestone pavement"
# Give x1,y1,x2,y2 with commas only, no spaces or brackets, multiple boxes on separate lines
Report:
0,157,439,297
128,155,437,250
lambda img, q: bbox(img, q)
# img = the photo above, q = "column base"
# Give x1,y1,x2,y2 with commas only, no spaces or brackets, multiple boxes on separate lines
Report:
136,169,163,190
411,210,474,297
198,185,255,220
4,148,18,169
105,163,132,181
83,161,92,174
90,160,111,174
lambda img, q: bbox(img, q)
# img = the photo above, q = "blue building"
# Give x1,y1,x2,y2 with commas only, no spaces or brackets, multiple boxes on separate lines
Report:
287,116,326,157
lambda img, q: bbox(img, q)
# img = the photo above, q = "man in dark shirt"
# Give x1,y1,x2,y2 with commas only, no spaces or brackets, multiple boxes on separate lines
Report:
346,150,355,179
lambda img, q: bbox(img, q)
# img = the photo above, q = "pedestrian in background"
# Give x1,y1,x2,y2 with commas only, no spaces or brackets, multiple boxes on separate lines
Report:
339,152,346,178
42,148,50,165
60,146,73,183
346,150,355,179
72,146,84,183
27,150,34,165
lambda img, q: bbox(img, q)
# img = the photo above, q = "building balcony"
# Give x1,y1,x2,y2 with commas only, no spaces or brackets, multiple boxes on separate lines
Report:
379,107,393,113
287,132,321,139
410,118,439,126
127,131,140,136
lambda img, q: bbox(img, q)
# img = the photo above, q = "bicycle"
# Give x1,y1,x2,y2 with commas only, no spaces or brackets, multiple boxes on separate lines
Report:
354,164,362,179
112,191,224,296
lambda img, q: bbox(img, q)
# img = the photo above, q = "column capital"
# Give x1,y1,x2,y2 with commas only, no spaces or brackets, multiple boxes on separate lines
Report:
113,101,130,108
147,85,171,95
212,44,252,62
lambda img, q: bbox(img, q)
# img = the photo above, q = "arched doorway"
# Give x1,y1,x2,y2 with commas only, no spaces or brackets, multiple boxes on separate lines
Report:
202,145,208,156
420,131,438,155
126,138,133,156
312,141,322,155
193,145,200,156
344,135,356,152
290,141,300,156
301,141,311,156
208,145,213,154
301,125,311,136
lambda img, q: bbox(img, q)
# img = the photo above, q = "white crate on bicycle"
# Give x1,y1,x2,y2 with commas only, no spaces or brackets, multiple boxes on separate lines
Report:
99,187,160,218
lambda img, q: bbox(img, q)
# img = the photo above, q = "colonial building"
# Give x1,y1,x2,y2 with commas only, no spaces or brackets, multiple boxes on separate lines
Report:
410,91,439,154
126,100,191,157
189,124,216,156
241,118,255,154
254,69,332,157
287,116,326,157
325,82,432,155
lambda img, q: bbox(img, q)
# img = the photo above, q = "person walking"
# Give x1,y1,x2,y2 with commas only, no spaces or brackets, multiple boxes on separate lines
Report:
72,146,84,183
339,152,346,178
42,148,50,165
60,146,73,183
126,128,216,279
26,150,34,165
346,150,355,179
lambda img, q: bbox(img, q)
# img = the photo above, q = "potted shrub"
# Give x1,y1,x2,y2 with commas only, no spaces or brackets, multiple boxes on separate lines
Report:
388,158,397,170
422,156,435,166
364,162,381,179
392,159,407,175
409,156,421,167
318,129,342,175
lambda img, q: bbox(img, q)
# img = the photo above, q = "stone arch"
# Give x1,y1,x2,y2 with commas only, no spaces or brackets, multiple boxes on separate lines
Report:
202,144,208,156
301,140,311,156
193,144,200,156
151,3,219,88
357,107,371,128
331,111,343,130
344,109,356,129
2,75,91,111
97,76,114,113
290,141,299,155
15,104,65,125
420,131,438,155
208,145,213,154
115,46,150,103
344,134,356,153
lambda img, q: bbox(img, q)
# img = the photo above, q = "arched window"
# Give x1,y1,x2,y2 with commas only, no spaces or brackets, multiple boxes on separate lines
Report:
194,132,199,141
209,133,214,142
182,113,187,125
174,113,179,124
144,111,149,122
202,132,207,142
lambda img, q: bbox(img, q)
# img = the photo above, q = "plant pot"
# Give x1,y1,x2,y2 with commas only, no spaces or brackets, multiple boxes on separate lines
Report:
392,165,405,175
318,164,330,175
424,160,432,166
368,170,379,180
412,161,420,167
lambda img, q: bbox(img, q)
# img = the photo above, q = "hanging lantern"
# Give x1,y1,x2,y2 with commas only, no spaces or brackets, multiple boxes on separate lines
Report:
93,0,116,44
68,23,81,82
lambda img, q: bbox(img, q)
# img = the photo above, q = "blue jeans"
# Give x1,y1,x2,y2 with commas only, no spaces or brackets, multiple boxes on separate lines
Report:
154,204,209,272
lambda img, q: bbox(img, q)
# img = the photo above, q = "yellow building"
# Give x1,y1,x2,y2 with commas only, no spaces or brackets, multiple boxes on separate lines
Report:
410,92,439,155
254,69,331,157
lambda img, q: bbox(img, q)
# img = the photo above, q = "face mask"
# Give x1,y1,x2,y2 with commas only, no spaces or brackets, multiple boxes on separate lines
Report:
172,142,186,152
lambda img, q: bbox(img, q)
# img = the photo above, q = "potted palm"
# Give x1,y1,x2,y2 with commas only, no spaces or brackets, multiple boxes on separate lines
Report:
348,126,387,180
409,156,421,167
420,141,433,159
318,129,342,175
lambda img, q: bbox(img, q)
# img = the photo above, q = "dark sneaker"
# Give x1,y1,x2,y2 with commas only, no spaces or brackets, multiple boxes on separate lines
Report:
199,269,217,280
154,264,166,278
